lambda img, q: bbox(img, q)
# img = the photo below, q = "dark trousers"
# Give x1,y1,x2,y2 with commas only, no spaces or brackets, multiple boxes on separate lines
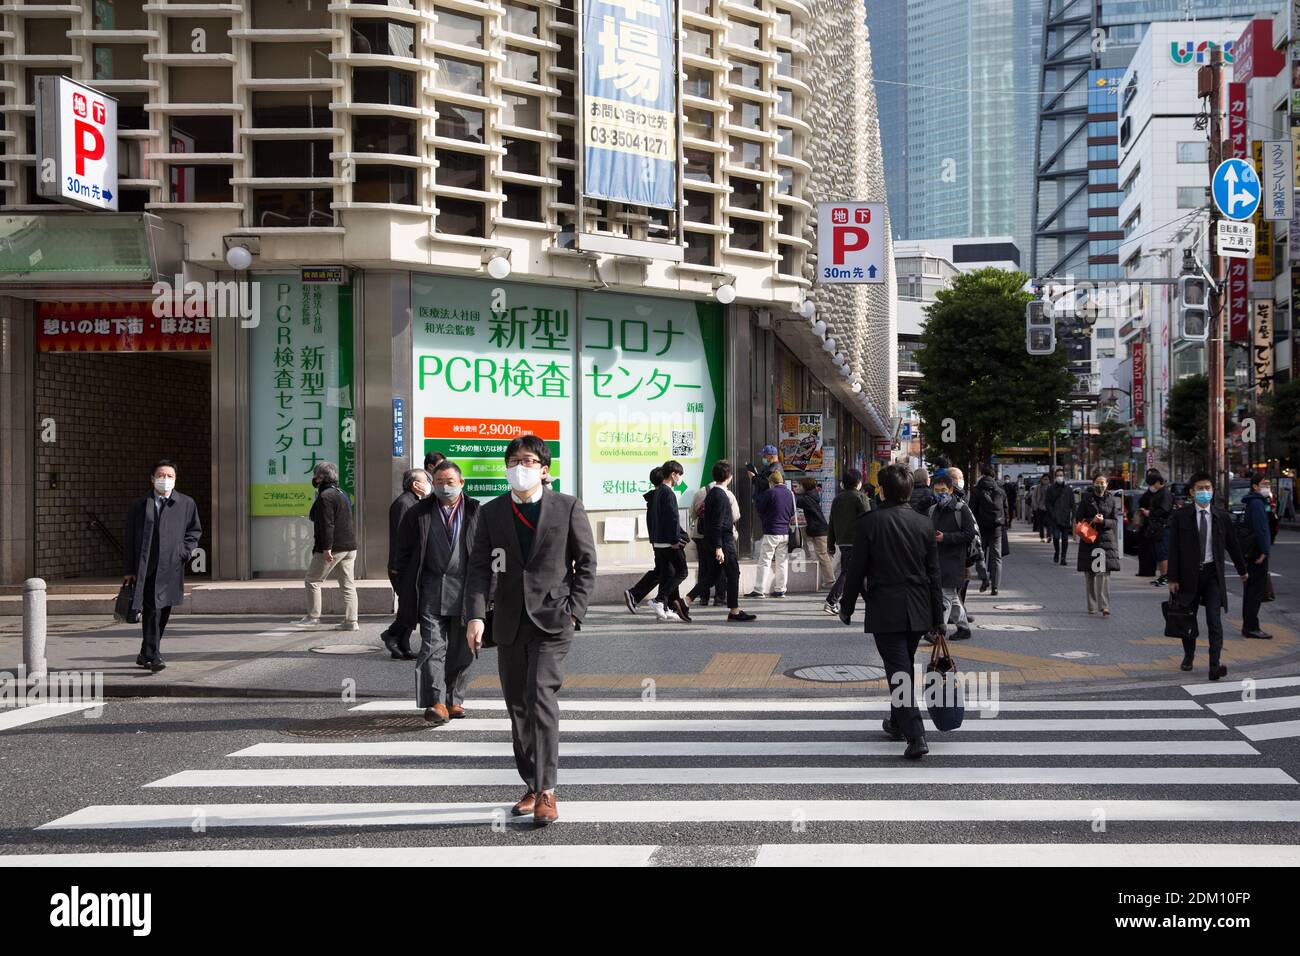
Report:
497,611,573,793
874,630,924,740
1051,523,1070,562
653,546,689,605
381,571,415,642
1242,557,1268,632
693,538,727,603
139,574,171,661
1182,564,1225,667
688,540,739,609
628,566,660,604
415,608,474,708
827,545,854,604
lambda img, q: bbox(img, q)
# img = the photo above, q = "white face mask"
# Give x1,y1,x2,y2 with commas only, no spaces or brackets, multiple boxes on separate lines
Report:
1054,476,1064,484
507,464,541,494
153,476,175,495
432,483,461,502
1260,487,1271,498
954,479,964,491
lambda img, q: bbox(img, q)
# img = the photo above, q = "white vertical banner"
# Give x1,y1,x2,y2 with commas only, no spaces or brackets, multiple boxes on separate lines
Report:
1261,140,1293,221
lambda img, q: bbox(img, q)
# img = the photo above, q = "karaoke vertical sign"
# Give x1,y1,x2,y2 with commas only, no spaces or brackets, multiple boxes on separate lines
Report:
582,0,678,209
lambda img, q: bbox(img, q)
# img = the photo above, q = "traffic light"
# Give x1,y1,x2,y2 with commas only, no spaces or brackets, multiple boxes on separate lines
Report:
1026,299,1055,354
1178,275,1210,342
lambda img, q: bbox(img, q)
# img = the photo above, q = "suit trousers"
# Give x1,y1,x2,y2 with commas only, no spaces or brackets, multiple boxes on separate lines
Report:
139,573,172,660
1182,564,1225,668
874,631,924,741
381,571,415,642
415,608,474,709
497,611,573,793
1242,557,1268,632
304,549,357,621
942,587,969,635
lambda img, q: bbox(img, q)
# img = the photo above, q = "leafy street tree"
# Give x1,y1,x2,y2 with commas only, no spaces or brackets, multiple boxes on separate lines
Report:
1094,417,1131,469
913,268,1075,471
1166,373,1209,474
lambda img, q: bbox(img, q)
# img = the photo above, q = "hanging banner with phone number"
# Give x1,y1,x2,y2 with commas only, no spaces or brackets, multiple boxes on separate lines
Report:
581,0,677,209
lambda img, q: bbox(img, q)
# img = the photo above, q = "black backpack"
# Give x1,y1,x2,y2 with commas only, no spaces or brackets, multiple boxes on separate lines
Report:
1230,510,1258,562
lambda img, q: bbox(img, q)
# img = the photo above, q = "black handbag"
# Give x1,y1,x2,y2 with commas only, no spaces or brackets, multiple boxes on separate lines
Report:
113,582,140,624
924,631,965,732
1161,597,1198,640
480,608,496,648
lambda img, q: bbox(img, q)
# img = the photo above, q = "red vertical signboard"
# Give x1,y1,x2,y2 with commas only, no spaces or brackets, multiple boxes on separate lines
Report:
1228,83,1247,158
1131,339,1145,428
1227,258,1250,343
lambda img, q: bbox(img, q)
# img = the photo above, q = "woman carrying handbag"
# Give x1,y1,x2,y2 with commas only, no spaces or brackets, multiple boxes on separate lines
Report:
1076,472,1121,616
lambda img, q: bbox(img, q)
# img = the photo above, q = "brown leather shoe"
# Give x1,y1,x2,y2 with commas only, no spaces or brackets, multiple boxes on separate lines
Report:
448,704,465,719
533,791,558,827
511,791,536,816
423,703,449,725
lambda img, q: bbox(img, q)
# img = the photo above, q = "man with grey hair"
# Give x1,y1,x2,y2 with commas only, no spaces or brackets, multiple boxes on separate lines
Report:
380,467,430,658
294,461,359,629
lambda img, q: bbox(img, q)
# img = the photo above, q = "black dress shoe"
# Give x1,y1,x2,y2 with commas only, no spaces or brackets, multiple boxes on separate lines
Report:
990,588,998,596
950,628,972,640
1180,657,1194,672
1242,630,1272,640
904,736,929,760
398,635,416,660
135,653,150,669
149,658,166,673
381,633,404,659
979,581,989,593
1209,664,1228,681
881,719,904,741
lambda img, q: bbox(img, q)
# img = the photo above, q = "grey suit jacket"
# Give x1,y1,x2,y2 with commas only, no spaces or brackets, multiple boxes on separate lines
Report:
464,489,597,644
395,495,481,623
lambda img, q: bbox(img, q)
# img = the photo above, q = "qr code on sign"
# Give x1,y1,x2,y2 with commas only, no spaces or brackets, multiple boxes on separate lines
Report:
671,430,694,457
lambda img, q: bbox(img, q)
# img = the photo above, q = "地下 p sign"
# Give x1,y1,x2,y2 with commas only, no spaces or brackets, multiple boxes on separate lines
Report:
35,76,118,212
816,202,885,284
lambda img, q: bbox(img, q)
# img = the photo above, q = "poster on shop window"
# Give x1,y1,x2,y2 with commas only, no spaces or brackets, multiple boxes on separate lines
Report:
778,413,824,473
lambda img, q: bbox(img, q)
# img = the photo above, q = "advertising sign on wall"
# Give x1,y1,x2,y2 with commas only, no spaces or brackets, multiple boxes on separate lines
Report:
778,413,825,473
249,277,354,517
1262,140,1294,221
1131,340,1146,429
815,202,886,283
37,301,210,352
1253,300,1274,398
1252,141,1275,281
581,0,677,209
412,276,576,499
580,293,724,509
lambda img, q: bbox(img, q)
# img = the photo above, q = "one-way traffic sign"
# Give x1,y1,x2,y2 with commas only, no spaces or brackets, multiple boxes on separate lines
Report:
1211,158,1260,221
1216,219,1255,258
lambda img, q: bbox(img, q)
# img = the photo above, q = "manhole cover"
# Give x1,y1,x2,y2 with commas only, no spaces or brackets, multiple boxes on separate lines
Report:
281,713,431,737
975,623,1040,632
993,603,1043,611
787,664,887,682
1052,651,1099,659
309,644,381,655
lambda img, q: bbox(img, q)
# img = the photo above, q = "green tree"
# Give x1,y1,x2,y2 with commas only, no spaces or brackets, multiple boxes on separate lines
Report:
1166,373,1209,473
1094,417,1130,467
1263,379,1300,470
913,268,1074,471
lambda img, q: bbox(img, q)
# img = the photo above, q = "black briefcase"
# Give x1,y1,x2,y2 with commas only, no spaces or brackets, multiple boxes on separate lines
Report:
1161,597,1198,640
113,583,140,624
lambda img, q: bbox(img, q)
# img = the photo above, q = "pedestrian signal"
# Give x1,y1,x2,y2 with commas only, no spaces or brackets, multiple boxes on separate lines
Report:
1177,275,1209,342
1026,299,1055,354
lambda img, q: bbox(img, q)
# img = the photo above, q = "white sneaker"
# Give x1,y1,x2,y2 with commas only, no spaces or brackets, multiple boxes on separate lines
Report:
291,617,321,628
335,621,359,631
648,601,664,617
655,605,682,623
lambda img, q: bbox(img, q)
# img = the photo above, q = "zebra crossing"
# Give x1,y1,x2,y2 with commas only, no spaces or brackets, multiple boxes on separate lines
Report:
22,691,1300,866
1182,675,1300,743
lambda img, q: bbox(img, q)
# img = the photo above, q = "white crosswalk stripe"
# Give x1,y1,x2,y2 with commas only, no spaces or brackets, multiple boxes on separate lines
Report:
34,695,1300,865
1182,675,1300,742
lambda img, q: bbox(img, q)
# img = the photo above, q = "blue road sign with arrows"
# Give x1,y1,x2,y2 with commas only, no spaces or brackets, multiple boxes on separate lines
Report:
1211,159,1260,220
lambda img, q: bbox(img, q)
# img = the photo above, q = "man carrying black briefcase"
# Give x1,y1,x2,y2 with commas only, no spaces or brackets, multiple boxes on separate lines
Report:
1166,472,1247,681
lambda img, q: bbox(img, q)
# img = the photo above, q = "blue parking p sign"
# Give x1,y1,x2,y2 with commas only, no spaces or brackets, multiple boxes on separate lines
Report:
1211,159,1261,221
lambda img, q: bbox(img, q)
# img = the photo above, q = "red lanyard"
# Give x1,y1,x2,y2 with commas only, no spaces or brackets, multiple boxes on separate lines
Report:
511,499,535,530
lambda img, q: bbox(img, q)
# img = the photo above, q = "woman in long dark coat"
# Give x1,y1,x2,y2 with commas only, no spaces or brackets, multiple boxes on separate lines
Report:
1076,472,1121,616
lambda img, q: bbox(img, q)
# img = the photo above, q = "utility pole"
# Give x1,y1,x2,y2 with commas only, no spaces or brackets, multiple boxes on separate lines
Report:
1199,47,1228,500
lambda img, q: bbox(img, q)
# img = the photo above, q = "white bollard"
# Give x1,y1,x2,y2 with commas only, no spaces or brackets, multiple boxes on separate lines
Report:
23,578,48,681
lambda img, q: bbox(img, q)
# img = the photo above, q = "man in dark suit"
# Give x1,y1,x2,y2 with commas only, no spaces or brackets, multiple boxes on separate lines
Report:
1167,471,1248,680
839,464,945,759
394,461,479,724
464,435,597,827
123,459,202,673
380,468,429,660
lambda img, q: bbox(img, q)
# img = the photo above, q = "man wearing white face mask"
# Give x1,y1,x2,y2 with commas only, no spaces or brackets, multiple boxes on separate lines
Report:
380,468,430,660
464,435,597,827
394,461,480,723
123,460,201,672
